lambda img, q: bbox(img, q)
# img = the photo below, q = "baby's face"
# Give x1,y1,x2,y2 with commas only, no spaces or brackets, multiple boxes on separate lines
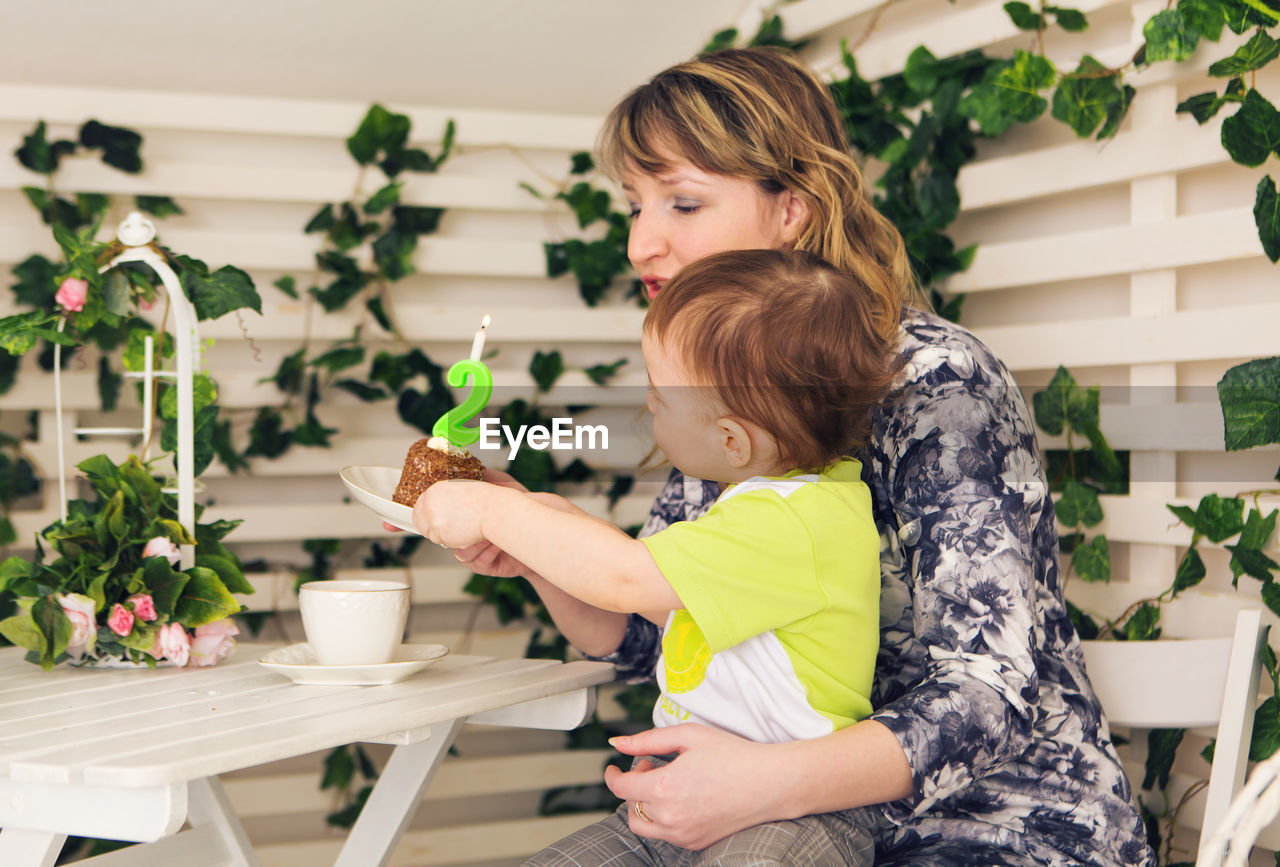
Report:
641,334,730,482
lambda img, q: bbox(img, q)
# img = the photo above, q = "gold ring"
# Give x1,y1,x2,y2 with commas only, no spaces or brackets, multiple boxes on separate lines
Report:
633,800,653,823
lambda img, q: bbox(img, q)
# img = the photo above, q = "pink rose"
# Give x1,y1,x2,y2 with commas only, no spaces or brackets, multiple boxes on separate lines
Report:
142,536,181,566
157,622,191,667
54,277,88,313
56,592,97,658
189,618,239,667
107,603,134,637
128,593,157,621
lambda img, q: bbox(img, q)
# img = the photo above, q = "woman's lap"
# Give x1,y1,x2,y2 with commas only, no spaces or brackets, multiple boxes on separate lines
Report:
523,800,879,866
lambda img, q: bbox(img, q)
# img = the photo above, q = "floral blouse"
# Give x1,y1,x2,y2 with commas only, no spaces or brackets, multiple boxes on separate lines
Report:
597,309,1155,866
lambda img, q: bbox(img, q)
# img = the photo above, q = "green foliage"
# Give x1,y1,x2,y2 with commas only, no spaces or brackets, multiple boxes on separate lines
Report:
1218,356,1280,449
0,454,248,669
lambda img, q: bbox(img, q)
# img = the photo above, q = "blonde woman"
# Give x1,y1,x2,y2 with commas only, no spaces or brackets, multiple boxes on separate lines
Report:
455,48,1154,866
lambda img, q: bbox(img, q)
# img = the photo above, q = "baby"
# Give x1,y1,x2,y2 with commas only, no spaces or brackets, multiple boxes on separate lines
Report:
414,247,895,748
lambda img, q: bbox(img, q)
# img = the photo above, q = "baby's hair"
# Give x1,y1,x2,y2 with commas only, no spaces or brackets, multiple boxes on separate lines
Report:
643,249,897,471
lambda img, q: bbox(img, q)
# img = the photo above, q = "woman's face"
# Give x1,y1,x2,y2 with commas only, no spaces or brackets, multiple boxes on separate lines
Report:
623,158,807,301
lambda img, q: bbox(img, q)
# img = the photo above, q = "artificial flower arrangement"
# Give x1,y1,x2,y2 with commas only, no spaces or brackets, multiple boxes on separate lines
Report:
0,214,261,671
0,453,252,669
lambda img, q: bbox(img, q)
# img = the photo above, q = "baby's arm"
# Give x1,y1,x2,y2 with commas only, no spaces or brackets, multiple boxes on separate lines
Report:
414,479,681,615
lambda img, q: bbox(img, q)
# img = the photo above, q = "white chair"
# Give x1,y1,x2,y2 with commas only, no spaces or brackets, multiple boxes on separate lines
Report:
1080,608,1268,866
1200,747,1280,866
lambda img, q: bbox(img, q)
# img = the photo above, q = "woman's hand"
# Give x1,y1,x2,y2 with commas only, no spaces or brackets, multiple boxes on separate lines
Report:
604,724,795,850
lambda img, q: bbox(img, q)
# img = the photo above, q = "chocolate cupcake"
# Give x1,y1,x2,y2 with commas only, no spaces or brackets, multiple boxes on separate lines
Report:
392,437,486,506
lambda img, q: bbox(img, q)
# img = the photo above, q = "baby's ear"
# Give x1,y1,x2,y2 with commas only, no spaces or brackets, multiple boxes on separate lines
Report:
717,418,753,468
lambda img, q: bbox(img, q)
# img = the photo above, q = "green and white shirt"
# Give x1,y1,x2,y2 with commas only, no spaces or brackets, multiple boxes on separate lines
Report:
640,458,879,744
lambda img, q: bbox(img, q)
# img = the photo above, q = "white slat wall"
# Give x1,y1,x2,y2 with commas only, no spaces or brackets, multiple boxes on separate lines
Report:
0,0,1278,860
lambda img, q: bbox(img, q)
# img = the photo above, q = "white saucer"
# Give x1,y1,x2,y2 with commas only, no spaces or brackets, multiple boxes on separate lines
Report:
340,466,418,534
258,643,449,685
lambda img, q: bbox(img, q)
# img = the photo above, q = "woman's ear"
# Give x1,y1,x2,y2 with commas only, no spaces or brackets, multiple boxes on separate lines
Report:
779,191,811,247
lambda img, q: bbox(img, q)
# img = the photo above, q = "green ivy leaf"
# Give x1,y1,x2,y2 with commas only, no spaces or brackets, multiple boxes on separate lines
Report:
1196,493,1246,542
959,51,1057,136
529,350,565,393
392,205,444,236
1172,547,1207,593
310,345,366,374
195,554,254,596
1056,481,1104,527
180,262,262,321
544,242,570,278
305,204,335,234
569,152,594,175
1210,30,1280,77
558,182,613,229
1052,56,1125,138
1097,84,1136,140
1178,0,1228,41
173,566,240,627
321,744,356,790
1221,88,1280,167
1073,534,1111,582
903,46,941,96
556,458,593,484
584,358,628,386
363,182,402,215
97,357,121,413
135,195,183,218
1143,9,1201,63
1217,356,1280,449
1262,581,1280,618
334,379,389,401
1251,695,1280,760
508,448,556,493
0,613,43,654
1003,2,1044,29
1227,541,1280,582
325,204,372,252
273,275,298,299
244,407,292,459
1033,366,1099,435
1178,91,1228,124
1143,727,1183,789
11,254,60,308
15,121,77,174
397,386,453,436
1254,175,1280,262
347,104,411,166
366,296,392,333
372,228,417,281
1047,5,1089,30
79,120,143,173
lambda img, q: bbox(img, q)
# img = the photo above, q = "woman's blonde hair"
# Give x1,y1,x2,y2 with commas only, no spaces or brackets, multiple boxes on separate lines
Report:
599,46,920,343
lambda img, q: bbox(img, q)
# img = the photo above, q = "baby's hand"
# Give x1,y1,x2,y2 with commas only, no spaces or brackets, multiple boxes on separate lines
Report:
412,479,490,548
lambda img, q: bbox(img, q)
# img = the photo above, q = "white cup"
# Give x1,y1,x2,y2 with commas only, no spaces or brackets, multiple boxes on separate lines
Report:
299,580,410,666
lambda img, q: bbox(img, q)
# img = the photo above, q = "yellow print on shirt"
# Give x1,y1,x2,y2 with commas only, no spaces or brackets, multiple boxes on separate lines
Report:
663,610,712,693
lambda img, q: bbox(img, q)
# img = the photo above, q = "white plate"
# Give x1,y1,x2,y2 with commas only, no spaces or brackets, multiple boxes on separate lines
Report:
258,643,449,685
340,465,417,534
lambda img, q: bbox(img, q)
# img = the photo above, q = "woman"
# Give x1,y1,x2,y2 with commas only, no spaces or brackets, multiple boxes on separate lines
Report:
457,48,1155,865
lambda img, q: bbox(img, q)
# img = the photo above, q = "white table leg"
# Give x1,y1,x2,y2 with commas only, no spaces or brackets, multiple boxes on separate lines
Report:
335,717,465,867
188,777,262,867
0,828,66,867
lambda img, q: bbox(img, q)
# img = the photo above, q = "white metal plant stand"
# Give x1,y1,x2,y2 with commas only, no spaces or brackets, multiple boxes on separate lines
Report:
53,212,200,568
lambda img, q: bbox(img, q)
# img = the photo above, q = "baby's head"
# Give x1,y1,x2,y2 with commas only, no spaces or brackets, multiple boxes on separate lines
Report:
642,249,896,475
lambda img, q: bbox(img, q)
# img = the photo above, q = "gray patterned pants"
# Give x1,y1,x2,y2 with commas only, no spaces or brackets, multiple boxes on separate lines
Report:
524,757,881,867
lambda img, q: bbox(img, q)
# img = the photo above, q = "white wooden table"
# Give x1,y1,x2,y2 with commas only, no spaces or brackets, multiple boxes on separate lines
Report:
0,643,614,867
